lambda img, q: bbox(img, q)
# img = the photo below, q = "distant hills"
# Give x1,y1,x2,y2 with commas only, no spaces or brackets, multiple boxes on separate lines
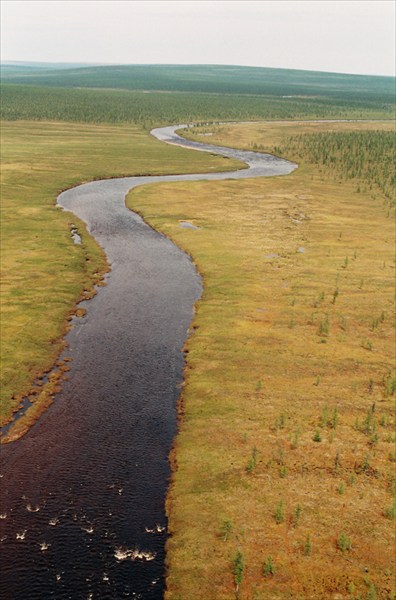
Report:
2,63,395,103
1,61,104,73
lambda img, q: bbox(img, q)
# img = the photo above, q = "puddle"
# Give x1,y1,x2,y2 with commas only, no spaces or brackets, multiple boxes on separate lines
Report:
297,247,306,253
265,253,280,259
179,221,200,230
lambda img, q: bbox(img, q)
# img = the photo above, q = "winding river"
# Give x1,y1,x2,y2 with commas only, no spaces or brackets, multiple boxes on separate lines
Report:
0,126,296,599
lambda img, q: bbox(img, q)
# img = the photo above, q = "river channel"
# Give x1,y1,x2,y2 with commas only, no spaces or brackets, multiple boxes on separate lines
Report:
0,126,296,599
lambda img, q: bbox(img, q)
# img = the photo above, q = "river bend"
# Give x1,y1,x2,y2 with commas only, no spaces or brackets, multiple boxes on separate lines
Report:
0,125,296,599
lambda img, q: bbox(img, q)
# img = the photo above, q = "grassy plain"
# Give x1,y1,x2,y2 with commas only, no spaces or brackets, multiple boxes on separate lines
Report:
0,120,241,435
128,121,395,599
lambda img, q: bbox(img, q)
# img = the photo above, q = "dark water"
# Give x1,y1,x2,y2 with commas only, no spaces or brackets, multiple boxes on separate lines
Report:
0,125,296,599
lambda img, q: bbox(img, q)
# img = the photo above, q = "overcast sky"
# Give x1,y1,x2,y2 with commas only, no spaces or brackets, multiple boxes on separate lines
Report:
1,0,395,76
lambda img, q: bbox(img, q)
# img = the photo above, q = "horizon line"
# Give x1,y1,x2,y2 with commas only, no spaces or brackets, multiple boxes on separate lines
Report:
1,60,395,79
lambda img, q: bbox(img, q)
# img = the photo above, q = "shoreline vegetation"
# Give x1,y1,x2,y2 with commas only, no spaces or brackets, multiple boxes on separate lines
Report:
128,120,395,599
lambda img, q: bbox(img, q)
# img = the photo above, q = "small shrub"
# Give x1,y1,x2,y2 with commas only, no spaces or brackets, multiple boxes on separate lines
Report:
379,414,388,427
337,532,352,553
246,446,258,474
293,504,302,528
369,432,379,447
303,534,312,556
263,555,275,577
232,551,245,594
334,451,341,472
348,582,355,595
318,314,330,337
274,413,286,430
246,457,255,474
330,408,339,429
220,520,233,541
384,498,396,520
313,430,322,442
338,482,345,495
274,501,285,524
291,428,300,449
361,454,371,472
367,583,377,600
275,444,284,466
363,408,375,434
384,375,396,397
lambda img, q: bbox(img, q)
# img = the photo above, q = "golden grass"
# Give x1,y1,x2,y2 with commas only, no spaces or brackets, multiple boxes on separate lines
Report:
0,120,241,433
128,121,395,599
184,119,395,150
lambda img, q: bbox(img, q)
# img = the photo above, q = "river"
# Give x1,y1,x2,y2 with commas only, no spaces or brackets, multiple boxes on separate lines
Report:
0,125,296,599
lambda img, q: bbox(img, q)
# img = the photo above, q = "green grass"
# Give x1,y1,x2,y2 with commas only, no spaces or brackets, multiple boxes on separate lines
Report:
0,120,241,430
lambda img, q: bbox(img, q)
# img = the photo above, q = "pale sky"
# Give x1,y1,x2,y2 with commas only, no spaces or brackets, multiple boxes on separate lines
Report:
1,0,395,76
